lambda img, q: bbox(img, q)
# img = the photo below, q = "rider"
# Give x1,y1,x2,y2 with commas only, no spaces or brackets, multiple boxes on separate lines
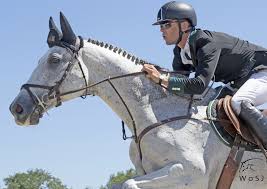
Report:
142,1,267,147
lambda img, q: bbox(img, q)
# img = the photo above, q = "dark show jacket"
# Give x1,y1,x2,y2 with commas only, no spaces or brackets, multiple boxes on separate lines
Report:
168,29,267,94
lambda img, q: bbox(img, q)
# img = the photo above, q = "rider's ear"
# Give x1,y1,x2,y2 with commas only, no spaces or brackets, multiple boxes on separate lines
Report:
47,17,62,48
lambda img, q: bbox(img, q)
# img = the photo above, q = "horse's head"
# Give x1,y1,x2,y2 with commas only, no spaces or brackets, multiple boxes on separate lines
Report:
10,12,89,125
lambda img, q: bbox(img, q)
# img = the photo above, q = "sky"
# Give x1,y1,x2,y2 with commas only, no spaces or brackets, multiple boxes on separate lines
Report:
1,1,267,189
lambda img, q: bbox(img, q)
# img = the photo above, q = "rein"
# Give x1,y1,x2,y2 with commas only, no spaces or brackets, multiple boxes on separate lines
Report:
54,71,145,99
21,41,213,168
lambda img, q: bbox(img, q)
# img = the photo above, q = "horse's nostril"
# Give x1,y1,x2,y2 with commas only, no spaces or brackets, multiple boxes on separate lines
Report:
15,104,24,114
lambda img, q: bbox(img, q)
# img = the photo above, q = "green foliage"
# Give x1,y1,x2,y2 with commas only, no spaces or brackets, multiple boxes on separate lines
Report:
3,169,69,189
2,168,137,189
84,187,94,189
102,168,137,189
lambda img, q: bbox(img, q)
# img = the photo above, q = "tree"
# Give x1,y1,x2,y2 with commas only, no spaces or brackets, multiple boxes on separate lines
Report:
100,168,137,189
3,169,69,189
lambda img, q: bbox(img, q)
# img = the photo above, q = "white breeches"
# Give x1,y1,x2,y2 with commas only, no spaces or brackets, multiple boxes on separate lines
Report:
231,69,267,115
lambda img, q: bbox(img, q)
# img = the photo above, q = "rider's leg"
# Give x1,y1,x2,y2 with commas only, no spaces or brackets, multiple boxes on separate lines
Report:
239,101,267,147
231,69,267,146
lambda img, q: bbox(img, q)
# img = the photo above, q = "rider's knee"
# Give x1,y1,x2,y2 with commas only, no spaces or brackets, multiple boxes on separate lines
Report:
231,96,253,115
231,97,242,115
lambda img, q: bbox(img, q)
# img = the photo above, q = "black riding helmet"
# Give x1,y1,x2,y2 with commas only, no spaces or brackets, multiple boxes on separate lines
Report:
153,1,197,44
153,1,197,26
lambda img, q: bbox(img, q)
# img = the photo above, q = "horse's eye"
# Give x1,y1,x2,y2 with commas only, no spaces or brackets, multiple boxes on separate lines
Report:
48,53,62,64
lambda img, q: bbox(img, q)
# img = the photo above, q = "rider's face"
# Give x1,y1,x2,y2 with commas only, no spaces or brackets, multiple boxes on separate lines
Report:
160,20,180,45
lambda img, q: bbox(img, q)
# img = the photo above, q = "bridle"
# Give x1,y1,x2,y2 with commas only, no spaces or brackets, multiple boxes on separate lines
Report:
20,39,203,174
21,39,88,110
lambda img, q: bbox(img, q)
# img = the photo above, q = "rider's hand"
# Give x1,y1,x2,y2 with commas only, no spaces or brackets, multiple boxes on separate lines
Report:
142,64,161,84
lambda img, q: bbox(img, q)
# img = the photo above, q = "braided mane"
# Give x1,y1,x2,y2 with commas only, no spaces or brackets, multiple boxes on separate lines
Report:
87,38,164,70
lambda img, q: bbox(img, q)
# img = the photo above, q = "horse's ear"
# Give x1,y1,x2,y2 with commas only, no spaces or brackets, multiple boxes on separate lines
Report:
60,12,77,46
47,17,62,48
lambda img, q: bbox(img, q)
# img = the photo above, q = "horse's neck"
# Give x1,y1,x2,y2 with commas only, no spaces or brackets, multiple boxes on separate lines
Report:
80,40,214,134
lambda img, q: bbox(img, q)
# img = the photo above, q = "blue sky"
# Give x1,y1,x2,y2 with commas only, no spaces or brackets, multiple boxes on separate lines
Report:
1,1,267,189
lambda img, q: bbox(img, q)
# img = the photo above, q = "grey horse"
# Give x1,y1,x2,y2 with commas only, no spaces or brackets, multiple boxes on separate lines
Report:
10,13,267,189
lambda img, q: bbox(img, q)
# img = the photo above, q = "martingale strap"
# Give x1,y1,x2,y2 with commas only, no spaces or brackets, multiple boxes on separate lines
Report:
216,135,245,189
50,70,195,165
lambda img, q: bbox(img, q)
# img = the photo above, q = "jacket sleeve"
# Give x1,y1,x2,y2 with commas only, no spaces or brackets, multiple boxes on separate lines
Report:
168,32,221,95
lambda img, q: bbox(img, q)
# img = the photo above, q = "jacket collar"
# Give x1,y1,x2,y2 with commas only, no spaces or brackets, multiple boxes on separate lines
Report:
188,29,198,67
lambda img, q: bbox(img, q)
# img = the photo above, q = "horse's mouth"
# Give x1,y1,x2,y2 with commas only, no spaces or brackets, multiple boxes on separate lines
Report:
30,107,44,125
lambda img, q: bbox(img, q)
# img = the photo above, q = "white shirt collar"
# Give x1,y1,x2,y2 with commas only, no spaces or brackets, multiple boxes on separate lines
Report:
180,36,193,65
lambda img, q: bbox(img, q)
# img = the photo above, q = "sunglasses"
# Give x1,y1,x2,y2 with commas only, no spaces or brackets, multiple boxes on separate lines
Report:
160,20,178,30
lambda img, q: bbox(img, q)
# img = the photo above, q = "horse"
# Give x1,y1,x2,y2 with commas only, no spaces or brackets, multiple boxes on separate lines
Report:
9,13,267,189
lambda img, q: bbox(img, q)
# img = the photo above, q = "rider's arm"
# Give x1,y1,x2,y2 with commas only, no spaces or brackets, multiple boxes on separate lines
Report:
167,35,221,95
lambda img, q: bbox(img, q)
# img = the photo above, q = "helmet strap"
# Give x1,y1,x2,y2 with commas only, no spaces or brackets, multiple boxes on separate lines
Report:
175,22,183,45
175,21,194,46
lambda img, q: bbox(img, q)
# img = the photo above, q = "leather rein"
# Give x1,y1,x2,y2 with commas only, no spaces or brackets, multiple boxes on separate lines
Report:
20,41,198,166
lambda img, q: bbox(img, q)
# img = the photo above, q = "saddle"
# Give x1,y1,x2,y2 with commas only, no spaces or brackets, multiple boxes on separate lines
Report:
216,95,256,145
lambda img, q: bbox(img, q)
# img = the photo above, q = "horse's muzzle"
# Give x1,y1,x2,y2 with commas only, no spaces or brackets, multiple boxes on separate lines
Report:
9,91,41,125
